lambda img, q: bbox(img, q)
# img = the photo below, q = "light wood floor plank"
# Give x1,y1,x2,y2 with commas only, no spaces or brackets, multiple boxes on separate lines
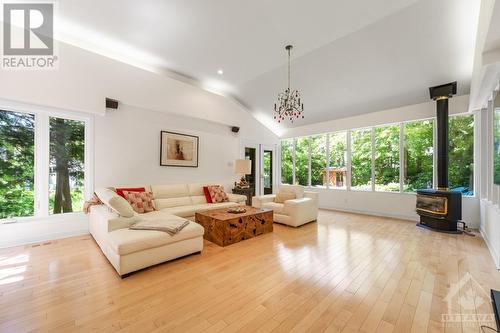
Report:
0,210,498,333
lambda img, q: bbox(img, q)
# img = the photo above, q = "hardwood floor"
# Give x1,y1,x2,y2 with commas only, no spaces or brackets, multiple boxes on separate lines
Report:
0,210,499,332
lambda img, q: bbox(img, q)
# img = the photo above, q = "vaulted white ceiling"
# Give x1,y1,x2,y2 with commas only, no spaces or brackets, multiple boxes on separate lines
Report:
55,0,481,133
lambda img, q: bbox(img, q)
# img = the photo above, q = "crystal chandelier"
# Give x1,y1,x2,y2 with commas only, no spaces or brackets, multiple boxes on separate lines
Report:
274,45,304,123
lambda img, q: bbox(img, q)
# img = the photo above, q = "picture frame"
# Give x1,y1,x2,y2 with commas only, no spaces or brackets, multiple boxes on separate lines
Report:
160,131,199,167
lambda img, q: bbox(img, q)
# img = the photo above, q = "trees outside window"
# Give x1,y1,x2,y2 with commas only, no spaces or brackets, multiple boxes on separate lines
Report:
449,114,474,196
351,129,372,191
279,113,474,196
310,135,326,187
0,110,35,219
404,120,433,192
280,139,293,184
329,132,347,189
295,137,310,186
49,117,85,214
374,125,400,192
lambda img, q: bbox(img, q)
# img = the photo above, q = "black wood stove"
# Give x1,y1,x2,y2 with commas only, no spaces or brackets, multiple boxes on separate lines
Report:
416,82,463,233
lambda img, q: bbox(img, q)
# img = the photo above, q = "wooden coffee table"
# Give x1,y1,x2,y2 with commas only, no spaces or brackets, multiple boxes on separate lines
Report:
195,206,273,247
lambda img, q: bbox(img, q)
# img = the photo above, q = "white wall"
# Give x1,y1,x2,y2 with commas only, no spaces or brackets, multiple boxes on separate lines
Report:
94,103,278,189
478,86,500,269
309,188,480,228
480,201,500,268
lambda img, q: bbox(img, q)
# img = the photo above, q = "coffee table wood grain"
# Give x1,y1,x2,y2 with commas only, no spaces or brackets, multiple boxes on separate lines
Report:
195,206,273,247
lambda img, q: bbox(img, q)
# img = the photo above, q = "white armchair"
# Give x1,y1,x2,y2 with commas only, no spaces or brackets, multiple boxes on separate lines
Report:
252,185,319,227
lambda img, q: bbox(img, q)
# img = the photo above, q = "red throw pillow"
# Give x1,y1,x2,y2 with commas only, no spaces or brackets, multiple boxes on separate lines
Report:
203,186,213,203
122,191,155,214
115,187,145,199
207,185,229,203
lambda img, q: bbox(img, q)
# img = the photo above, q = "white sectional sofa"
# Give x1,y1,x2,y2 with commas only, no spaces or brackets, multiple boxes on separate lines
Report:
252,184,319,227
89,183,246,277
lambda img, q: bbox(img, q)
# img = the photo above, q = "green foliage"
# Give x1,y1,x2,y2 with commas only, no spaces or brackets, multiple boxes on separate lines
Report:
279,115,474,196
295,137,309,186
329,132,347,168
449,115,474,193
310,135,326,186
404,120,433,192
263,151,272,188
374,125,399,191
281,139,293,184
0,110,35,219
49,117,85,214
351,129,372,189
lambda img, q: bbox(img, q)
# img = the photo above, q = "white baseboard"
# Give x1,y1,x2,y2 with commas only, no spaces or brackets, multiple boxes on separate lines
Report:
0,229,89,249
319,205,418,222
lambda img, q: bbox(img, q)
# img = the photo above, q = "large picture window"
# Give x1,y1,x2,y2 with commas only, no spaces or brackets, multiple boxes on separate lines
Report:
280,139,294,185
295,137,310,186
49,117,85,214
0,110,35,219
374,124,400,192
0,106,90,221
310,135,326,187
351,129,372,191
403,120,433,192
329,132,347,189
279,113,475,197
449,114,474,196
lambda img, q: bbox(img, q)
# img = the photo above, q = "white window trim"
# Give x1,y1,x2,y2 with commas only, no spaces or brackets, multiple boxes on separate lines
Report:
0,99,94,222
281,112,476,198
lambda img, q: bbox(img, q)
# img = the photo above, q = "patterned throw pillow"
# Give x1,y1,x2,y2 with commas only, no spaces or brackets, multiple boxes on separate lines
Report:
207,185,229,203
123,191,155,214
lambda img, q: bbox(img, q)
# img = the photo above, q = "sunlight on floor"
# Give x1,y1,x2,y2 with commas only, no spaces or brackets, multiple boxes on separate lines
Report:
0,254,28,285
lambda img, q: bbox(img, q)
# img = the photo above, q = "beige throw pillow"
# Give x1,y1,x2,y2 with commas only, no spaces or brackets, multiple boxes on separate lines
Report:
95,188,135,218
274,191,296,203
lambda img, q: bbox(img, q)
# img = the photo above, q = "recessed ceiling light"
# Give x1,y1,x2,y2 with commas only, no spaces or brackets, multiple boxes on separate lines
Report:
217,69,224,75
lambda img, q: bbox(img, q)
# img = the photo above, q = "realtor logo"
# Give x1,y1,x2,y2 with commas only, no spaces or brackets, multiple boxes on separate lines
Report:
2,2,58,69
441,272,495,328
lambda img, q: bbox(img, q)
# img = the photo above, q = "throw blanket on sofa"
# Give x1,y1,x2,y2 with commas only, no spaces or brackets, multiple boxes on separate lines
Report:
130,219,190,236
83,193,103,214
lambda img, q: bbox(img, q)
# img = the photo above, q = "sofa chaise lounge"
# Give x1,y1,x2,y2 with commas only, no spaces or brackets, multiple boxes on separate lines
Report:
89,183,246,276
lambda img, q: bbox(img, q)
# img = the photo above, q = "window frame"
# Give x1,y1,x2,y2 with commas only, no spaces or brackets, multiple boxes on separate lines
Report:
349,126,373,192
279,112,476,198
0,99,94,222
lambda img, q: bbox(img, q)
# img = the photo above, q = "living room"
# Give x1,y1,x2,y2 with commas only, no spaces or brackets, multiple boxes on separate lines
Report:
1,0,500,332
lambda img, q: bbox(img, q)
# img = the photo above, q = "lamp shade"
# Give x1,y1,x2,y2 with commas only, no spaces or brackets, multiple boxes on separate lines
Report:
235,159,251,174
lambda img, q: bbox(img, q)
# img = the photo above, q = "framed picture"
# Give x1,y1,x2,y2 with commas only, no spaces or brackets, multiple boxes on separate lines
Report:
160,131,199,167
494,93,500,184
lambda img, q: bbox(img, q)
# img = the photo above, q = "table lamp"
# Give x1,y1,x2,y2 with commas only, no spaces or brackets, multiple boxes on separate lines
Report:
234,159,251,188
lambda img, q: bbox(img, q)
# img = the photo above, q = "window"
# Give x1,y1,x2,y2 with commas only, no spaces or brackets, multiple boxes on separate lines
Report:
310,135,326,187
403,120,433,192
0,105,90,221
295,137,310,186
449,114,474,196
328,132,347,189
280,139,293,184
0,110,35,219
374,124,400,192
351,129,372,191
49,117,85,214
279,113,475,196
